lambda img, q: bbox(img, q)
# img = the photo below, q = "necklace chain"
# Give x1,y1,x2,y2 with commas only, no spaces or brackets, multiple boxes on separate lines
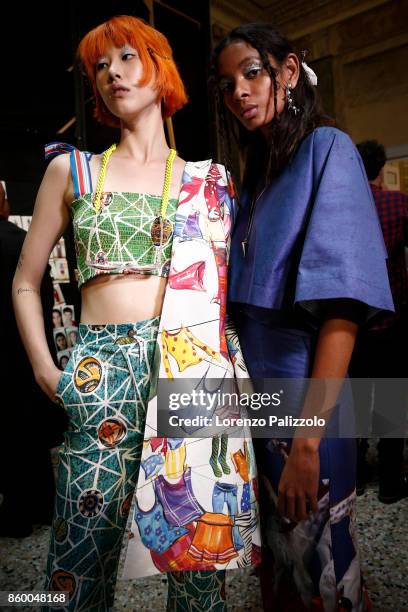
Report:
241,185,267,256
161,148,177,217
93,144,177,214
94,144,116,212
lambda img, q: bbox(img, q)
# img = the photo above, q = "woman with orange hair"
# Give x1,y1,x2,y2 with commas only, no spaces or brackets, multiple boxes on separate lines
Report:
13,15,260,612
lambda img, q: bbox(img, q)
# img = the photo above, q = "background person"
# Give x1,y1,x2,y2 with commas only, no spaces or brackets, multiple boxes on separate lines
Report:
62,306,76,327
351,139,408,503
52,308,63,328
54,332,67,351
0,182,67,537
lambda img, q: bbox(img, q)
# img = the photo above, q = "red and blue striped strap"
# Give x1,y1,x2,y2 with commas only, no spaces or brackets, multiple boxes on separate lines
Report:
45,141,93,199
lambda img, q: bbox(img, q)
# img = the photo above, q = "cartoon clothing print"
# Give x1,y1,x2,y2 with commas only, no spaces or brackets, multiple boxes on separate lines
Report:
212,482,244,551
134,492,190,554
180,210,203,240
204,163,223,222
161,325,221,380
150,524,215,574
211,242,229,360
169,260,206,292
235,511,259,568
150,437,166,453
188,512,238,565
231,448,250,483
155,467,203,526
164,438,187,480
210,434,231,478
141,453,165,479
179,176,205,207
123,159,260,581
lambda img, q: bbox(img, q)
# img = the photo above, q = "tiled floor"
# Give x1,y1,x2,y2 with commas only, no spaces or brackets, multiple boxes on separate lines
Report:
1,482,407,611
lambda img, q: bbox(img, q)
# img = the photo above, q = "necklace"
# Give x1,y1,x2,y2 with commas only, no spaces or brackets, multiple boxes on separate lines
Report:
241,185,266,257
150,148,177,247
93,144,177,216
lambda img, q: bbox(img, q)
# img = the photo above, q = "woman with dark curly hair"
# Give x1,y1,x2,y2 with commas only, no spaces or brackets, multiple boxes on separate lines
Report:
212,22,393,611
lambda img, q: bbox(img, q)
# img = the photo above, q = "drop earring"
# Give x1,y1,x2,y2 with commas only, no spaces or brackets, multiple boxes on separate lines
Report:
286,82,300,115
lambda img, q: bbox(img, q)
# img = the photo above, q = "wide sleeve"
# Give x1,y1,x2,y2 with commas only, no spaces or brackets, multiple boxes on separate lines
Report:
295,130,394,324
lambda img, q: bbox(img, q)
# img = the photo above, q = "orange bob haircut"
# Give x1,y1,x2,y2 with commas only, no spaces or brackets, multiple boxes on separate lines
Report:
77,15,188,127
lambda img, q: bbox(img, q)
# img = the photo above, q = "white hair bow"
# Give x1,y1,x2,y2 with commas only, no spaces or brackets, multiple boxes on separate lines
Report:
302,62,317,86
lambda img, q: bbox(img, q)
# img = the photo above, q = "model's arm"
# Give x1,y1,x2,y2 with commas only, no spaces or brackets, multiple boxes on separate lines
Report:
12,154,72,401
277,317,358,522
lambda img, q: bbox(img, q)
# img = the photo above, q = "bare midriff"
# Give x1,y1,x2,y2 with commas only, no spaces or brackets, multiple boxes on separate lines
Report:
80,273,167,324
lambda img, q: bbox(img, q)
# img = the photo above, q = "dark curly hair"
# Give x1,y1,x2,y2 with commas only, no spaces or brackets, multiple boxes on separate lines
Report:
210,23,334,194
356,140,386,181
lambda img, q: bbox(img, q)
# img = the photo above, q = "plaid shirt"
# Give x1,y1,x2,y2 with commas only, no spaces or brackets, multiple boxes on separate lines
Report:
371,184,408,329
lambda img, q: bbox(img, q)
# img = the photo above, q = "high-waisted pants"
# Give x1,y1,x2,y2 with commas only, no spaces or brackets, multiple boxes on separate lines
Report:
43,317,226,612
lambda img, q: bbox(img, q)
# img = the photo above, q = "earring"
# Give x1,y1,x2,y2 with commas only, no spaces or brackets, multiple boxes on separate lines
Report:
286,82,300,115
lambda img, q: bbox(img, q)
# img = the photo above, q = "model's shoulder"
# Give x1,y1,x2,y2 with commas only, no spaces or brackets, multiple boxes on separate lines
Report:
311,126,354,148
44,152,71,179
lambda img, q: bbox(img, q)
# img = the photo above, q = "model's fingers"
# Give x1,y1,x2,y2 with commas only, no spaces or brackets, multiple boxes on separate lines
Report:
277,488,286,517
296,495,308,521
285,491,296,521
309,494,319,514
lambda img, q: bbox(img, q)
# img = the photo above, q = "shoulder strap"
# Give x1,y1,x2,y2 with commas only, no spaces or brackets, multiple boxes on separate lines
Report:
44,141,93,199
69,149,93,199
44,141,75,161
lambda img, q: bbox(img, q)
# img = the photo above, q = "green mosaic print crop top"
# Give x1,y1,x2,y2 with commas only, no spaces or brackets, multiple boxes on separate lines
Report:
71,191,177,288
56,145,178,288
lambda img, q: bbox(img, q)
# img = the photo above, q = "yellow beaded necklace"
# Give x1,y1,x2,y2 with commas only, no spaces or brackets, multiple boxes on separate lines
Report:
93,144,177,216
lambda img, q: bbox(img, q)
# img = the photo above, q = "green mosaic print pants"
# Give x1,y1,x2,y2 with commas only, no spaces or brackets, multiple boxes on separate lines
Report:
43,318,226,612
167,570,226,612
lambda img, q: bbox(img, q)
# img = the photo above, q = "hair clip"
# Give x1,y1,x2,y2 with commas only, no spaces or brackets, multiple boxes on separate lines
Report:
299,49,317,86
302,62,318,86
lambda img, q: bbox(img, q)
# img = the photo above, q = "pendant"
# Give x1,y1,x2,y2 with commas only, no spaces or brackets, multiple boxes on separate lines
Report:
92,191,113,208
151,216,173,246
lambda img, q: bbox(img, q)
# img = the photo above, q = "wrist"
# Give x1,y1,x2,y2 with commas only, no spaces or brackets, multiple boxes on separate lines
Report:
291,437,321,453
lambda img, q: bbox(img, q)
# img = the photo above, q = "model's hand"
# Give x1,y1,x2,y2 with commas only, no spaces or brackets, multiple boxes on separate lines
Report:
277,443,319,522
36,366,63,403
